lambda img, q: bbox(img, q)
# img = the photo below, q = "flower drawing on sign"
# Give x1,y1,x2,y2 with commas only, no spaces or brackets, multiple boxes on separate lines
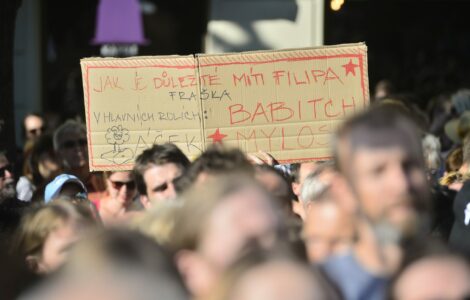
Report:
101,125,134,165
105,125,130,152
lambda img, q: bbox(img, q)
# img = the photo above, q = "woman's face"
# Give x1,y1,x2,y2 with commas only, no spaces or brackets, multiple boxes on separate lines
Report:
36,220,81,273
106,171,137,207
38,152,61,179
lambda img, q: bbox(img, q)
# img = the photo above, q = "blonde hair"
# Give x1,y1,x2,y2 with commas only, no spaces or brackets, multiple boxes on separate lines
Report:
129,201,181,247
168,176,270,253
13,199,97,259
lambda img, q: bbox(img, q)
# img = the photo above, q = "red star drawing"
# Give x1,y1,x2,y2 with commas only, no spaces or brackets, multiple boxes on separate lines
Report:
208,128,227,144
342,59,359,77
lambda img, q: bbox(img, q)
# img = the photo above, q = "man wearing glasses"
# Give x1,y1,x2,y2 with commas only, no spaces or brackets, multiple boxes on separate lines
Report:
53,120,106,202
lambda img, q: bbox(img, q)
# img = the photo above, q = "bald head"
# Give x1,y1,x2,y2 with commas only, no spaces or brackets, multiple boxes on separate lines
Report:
393,255,470,300
303,201,356,263
230,260,331,300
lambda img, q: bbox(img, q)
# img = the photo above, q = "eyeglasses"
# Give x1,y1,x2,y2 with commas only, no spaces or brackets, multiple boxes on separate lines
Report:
110,180,136,190
0,165,13,178
61,139,87,149
28,126,45,135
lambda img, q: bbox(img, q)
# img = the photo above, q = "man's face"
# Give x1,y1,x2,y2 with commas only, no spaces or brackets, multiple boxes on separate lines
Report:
37,220,82,273
199,186,278,269
348,146,427,235
142,163,182,205
303,202,355,263
25,115,44,141
0,158,15,201
57,132,88,170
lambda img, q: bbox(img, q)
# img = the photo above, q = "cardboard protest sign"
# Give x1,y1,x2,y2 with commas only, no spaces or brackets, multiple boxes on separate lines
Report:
80,55,203,171
198,43,369,163
81,43,369,171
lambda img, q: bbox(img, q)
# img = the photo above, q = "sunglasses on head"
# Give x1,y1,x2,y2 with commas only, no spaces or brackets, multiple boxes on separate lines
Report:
61,139,87,149
110,180,136,190
28,126,45,135
0,165,13,178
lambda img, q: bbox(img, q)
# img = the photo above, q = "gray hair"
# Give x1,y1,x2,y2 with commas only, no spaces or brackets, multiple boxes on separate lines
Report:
53,120,86,151
300,161,335,206
422,133,441,170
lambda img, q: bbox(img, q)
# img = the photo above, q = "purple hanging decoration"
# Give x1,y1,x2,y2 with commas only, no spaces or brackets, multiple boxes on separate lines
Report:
93,0,148,45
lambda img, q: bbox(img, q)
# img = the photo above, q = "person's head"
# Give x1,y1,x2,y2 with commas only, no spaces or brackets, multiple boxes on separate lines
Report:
390,253,470,300
440,146,464,190
300,161,336,210
205,247,340,300
291,162,320,199
64,229,186,286
374,79,394,100
23,113,45,142
44,174,87,203
445,146,463,173
130,201,181,248
22,229,188,300
133,143,190,209
169,176,279,297
14,200,97,273
53,121,88,171
104,171,137,208
300,163,357,216
422,133,441,179
181,145,254,191
302,200,356,263
254,165,293,215
334,108,429,238
28,134,61,185
0,152,15,202
451,89,470,116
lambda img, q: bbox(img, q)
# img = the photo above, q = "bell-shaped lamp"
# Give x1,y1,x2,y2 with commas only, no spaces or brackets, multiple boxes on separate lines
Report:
92,0,148,45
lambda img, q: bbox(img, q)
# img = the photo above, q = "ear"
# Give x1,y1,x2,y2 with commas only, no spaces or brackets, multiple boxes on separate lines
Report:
292,182,301,198
26,255,46,273
175,250,215,298
292,200,306,221
140,195,152,210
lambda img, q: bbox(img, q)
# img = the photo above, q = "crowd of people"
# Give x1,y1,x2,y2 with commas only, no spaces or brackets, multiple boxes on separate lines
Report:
1,85,470,300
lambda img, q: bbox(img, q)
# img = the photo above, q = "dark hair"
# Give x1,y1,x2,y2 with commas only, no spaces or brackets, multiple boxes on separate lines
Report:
176,145,253,192
334,107,424,173
133,144,190,195
27,134,57,186
254,164,294,213
290,163,301,183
